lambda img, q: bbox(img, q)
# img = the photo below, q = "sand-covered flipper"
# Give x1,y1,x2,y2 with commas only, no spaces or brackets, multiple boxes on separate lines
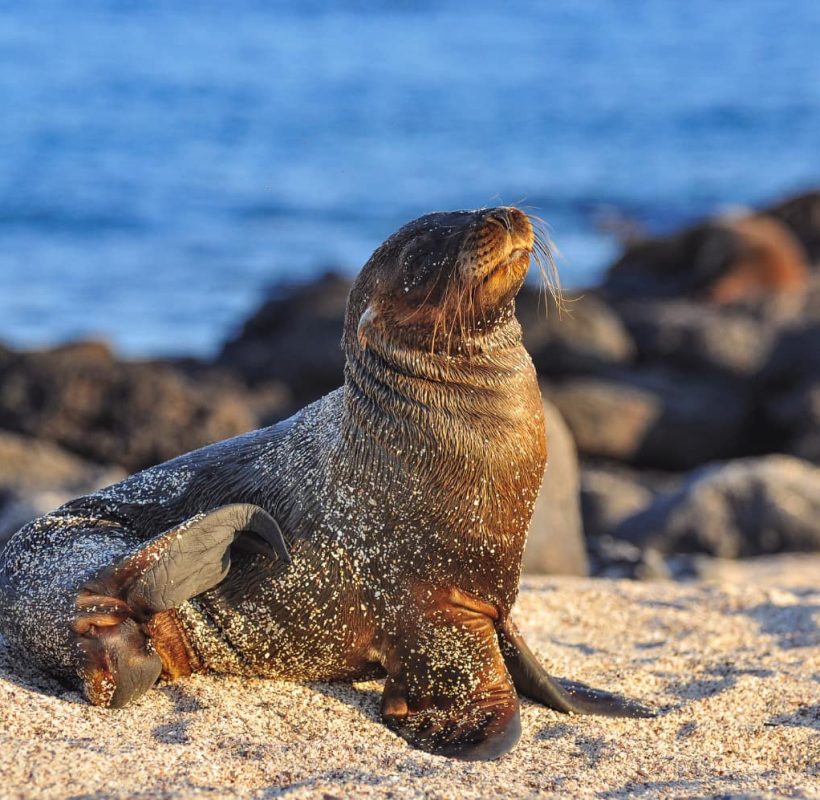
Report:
81,504,290,616
0,502,289,708
382,587,522,761
499,619,655,718
72,504,289,707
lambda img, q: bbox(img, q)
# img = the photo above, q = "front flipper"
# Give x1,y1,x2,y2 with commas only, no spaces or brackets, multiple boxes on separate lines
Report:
75,503,290,707
499,619,655,718
84,503,289,615
382,586,521,761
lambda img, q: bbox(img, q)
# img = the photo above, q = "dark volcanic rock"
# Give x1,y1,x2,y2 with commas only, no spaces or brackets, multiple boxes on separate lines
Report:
614,299,777,378
218,272,352,405
543,367,753,470
760,297,820,462
580,463,690,578
522,399,588,576
764,320,820,384
766,381,820,463
580,462,681,540
517,287,635,376
609,274,819,380
762,189,820,265
0,341,257,472
171,357,293,427
604,222,739,300
0,431,124,546
611,456,820,558
603,215,809,303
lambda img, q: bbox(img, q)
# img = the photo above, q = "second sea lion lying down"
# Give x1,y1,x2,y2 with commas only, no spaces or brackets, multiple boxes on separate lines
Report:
0,207,653,760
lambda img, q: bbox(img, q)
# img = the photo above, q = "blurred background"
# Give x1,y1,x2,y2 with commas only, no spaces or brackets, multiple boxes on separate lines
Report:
1,0,819,580
1,0,818,354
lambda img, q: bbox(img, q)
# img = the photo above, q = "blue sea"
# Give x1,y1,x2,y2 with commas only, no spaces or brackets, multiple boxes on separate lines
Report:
1,1,819,356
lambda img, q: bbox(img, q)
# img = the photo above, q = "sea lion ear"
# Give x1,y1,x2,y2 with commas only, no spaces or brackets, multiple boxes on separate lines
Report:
82,504,290,616
357,305,379,350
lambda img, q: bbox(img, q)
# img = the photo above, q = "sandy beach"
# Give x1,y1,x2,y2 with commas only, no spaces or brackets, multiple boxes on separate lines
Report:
1,559,817,800
2,3,819,798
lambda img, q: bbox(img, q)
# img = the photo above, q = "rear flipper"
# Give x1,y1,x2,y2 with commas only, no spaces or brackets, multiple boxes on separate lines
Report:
75,503,290,707
0,503,288,709
498,619,655,718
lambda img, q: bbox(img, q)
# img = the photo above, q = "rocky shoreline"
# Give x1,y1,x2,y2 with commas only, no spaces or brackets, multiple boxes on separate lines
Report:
1,190,819,580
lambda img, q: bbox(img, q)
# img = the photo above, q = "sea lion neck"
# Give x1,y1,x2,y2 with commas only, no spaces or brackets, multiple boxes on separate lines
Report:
338,301,546,615
342,307,531,415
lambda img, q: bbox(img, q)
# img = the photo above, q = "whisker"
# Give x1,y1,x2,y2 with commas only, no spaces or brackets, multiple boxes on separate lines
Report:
527,213,564,318
447,277,467,360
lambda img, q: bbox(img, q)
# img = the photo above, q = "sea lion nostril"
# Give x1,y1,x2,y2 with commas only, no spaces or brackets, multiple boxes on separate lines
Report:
485,209,514,232
484,208,533,246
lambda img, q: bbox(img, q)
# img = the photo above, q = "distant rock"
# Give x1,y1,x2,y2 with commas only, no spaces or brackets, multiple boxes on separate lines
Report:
613,299,777,378
543,367,753,470
705,216,809,302
171,357,293,428
0,341,257,472
764,379,820,464
0,431,124,546
762,189,820,265
612,455,820,558
218,272,351,405
760,298,820,463
517,288,635,376
607,271,820,386
764,319,820,384
579,462,680,540
604,215,809,303
579,463,687,579
522,399,587,576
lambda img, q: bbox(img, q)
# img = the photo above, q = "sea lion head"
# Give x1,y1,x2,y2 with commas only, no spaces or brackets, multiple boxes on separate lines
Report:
346,207,556,356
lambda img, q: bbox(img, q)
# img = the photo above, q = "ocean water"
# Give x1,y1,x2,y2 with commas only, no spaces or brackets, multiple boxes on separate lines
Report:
1,0,819,356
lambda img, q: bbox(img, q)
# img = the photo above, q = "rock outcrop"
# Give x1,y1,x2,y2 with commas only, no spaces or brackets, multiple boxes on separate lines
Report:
0,342,256,471
218,272,351,405
0,431,124,546
543,367,753,470
612,455,820,558
522,399,588,576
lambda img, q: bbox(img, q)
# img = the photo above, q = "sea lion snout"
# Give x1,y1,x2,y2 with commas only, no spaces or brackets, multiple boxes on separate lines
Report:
457,206,534,287
483,207,535,252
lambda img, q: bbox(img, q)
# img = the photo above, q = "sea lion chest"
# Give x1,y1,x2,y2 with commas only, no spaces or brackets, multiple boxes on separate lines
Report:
188,354,545,681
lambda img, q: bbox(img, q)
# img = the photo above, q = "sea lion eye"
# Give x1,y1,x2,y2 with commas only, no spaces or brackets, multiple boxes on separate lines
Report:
397,240,437,293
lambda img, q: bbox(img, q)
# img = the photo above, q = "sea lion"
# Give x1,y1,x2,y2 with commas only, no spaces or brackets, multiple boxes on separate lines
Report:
0,207,652,760
605,214,809,302
706,215,808,302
